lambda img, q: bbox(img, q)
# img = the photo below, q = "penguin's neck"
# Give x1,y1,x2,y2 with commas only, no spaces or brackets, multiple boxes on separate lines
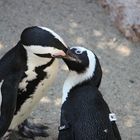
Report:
62,59,96,104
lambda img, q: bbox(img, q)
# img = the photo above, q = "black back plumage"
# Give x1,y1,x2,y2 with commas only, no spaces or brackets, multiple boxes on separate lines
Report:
59,85,121,140
0,42,27,137
0,42,27,80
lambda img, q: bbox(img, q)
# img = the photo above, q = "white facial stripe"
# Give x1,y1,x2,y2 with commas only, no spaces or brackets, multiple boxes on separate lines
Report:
38,26,67,48
62,48,96,104
0,80,4,116
23,45,66,56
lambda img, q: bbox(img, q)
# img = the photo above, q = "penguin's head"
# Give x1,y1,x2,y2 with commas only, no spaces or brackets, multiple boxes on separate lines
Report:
20,26,78,60
63,46,102,88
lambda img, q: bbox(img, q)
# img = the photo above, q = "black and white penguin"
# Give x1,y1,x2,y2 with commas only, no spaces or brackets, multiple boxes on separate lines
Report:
58,46,121,140
0,26,77,139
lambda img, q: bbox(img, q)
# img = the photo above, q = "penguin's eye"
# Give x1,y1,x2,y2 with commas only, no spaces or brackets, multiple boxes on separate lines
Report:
75,50,82,54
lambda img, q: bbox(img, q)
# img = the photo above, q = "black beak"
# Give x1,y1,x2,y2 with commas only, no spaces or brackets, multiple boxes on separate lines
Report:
63,48,81,63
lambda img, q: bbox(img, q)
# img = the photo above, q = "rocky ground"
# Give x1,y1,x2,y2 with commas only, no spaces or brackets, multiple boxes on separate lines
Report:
0,0,140,140
98,0,140,42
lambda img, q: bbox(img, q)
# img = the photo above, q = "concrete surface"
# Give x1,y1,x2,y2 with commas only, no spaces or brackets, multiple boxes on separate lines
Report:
0,0,140,140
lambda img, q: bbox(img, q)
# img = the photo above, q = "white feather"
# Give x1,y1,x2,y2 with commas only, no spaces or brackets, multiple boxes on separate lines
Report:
23,45,65,55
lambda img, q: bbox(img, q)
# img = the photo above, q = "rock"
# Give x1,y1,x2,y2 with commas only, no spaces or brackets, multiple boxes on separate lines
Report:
98,0,140,42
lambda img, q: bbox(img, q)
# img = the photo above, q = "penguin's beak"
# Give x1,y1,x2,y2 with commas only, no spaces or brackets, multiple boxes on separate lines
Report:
51,50,66,57
64,49,81,62
52,48,81,62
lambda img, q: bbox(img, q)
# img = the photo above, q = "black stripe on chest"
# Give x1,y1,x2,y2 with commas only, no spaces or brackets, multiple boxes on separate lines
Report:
15,58,55,114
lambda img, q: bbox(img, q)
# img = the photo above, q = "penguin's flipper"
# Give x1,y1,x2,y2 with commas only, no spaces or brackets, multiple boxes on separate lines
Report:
111,121,122,140
18,119,49,138
0,74,20,138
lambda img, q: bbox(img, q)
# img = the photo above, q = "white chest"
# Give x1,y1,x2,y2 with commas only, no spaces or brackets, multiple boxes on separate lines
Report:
9,56,59,129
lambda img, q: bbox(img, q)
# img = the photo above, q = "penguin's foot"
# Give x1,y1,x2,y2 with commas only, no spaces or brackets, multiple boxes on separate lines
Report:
1,131,12,140
18,119,49,139
1,130,20,140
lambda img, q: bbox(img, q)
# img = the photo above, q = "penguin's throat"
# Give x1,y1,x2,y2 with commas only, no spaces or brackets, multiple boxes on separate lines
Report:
62,69,94,104
26,50,52,68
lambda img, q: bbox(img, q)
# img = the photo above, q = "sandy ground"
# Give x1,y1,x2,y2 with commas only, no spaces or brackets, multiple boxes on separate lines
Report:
0,0,140,140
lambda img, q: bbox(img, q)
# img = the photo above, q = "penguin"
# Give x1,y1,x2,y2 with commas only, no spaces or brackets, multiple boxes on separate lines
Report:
0,26,77,139
58,46,121,140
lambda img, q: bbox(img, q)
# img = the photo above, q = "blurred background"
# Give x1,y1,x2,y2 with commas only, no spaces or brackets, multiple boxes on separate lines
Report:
0,0,140,139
